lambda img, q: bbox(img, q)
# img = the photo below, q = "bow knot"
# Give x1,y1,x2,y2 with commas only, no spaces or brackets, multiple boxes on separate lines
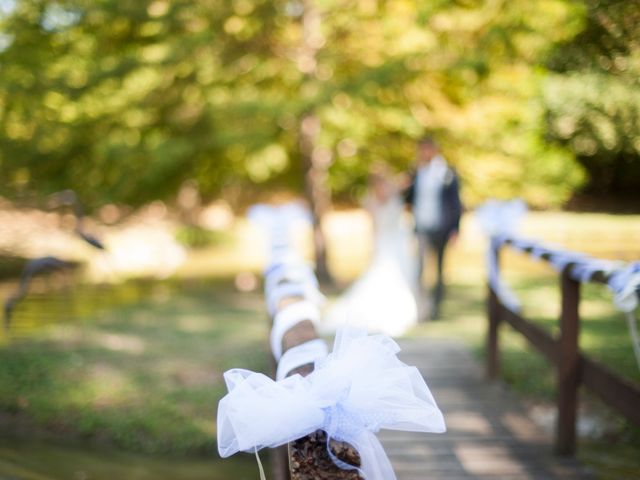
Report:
217,327,445,480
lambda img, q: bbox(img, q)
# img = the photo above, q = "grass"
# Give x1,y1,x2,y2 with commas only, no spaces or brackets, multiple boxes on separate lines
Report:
0,437,259,480
0,279,270,456
1,209,639,478
409,277,640,397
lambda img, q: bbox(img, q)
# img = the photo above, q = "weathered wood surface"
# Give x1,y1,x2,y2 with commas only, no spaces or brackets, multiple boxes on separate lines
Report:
380,338,594,480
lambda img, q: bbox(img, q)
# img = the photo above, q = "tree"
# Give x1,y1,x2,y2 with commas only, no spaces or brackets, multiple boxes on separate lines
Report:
1,0,589,213
0,0,289,207
542,0,640,200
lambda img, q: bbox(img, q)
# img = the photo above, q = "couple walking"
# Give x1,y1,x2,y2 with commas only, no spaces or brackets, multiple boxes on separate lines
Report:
323,138,462,336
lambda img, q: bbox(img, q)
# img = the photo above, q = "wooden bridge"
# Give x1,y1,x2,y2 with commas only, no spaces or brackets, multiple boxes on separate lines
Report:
261,213,639,480
380,337,592,480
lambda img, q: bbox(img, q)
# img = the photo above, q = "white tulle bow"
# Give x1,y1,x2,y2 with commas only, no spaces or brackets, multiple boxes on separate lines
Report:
475,198,527,236
217,327,446,479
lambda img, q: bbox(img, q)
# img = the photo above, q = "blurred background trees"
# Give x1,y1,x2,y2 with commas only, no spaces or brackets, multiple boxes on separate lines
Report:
542,0,640,202
0,0,637,211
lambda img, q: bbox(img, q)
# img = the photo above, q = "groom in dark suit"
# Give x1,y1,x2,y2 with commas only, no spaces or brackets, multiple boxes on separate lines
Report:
405,137,462,320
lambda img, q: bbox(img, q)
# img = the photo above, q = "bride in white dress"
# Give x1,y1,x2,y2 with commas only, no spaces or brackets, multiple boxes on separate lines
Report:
322,169,418,337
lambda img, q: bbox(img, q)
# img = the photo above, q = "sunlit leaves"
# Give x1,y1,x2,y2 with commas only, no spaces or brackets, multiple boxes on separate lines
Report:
0,0,613,208
542,0,640,194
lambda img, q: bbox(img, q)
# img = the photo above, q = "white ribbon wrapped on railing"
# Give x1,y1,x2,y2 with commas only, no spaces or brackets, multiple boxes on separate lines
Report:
475,199,527,312
508,236,533,251
475,199,527,237
266,282,325,318
276,338,329,381
488,237,522,312
249,202,325,316
264,260,318,298
478,201,640,369
530,244,553,260
608,262,640,313
569,258,621,283
548,250,589,272
500,236,621,283
502,236,640,369
607,262,640,370
247,203,311,253
218,327,446,480
270,300,321,360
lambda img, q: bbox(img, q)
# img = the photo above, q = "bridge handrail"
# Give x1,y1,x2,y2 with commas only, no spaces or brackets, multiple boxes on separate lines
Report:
249,201,363,479
267,273,363,479
486,234,640,456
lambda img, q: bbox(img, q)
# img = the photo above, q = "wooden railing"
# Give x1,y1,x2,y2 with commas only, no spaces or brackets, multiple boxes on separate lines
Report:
266,268,363,480
486,237,640,455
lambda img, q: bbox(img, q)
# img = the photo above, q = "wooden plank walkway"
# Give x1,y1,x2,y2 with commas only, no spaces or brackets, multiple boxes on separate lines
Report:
379,338,593,480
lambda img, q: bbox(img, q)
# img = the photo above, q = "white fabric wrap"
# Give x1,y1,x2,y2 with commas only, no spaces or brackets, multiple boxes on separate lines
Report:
509,237,533,251
530,244,550,260
607,263,640,370
507,239,620,283
569,258,620,283
266,282,325,317
475,199,527,238
270,301,321,360
549,250,588,271
264,261,323,316
264,262,318,298
276,339,329,381
608,263,640,313
487,237,521,312
475,200,527,312
247,202,311,253
217,327,446,480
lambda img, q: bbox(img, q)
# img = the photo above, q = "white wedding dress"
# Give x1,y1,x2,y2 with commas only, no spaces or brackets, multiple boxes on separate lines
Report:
321,195,418,337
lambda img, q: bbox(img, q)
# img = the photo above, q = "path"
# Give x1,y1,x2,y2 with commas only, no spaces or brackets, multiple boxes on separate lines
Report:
379,338,592,480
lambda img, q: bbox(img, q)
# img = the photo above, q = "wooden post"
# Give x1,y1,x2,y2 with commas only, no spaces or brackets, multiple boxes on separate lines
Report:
486,241,501,380
487,285,501,380
279,315,363,479
270,353,293,480
269,291,362,479
555,268,581,456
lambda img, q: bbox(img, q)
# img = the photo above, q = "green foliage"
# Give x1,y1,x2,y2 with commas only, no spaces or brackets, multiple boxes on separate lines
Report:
0,0,608,208
0,254,28,279
315,0,587,206
0,0,285,206
542,0,640,195
174,225,233,249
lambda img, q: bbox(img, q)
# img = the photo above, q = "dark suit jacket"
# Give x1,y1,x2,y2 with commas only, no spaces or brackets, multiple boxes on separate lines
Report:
404,167,462,237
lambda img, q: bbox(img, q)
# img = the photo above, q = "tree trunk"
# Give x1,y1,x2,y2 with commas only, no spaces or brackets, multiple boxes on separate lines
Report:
300,114,332,283
298,0,333,284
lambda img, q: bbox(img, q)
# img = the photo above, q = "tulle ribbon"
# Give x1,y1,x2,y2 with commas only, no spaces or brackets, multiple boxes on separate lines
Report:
475,199,528,312
608,262,640,313
475,199,527,238
217,327,446,479
607,262,640,370
247,202,311,253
